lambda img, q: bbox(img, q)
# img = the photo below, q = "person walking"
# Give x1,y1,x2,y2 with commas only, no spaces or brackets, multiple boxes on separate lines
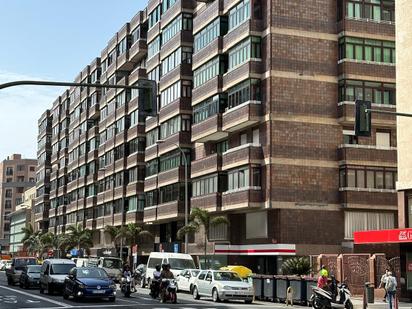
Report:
379,268,390,302
385,271,397,309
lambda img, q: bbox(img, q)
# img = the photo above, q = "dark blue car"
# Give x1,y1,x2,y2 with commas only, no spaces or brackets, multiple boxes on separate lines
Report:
63,267,116,302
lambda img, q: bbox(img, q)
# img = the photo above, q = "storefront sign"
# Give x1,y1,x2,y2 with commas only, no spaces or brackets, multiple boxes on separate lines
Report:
214,244,296,256
354,228,412,244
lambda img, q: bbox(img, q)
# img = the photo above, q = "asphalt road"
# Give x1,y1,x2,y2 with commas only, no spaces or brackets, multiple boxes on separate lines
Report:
0,271,275,309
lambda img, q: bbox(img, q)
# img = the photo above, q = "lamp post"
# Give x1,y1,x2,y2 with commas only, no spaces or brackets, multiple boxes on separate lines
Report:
156,140,189,254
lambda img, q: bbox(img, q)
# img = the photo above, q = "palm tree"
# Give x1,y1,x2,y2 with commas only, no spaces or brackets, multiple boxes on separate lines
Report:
66,223,93,255
41,232,70,258
21,223,35,244
177,207,229,269
23,232,44,257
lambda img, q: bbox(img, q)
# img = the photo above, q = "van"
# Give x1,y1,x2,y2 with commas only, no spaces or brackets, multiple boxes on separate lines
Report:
145,252,196,286
6,257,37,285
40,259,76,295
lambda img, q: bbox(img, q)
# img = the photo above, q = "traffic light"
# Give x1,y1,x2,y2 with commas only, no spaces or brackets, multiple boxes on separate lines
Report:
355,100,371,137
138,79,157,116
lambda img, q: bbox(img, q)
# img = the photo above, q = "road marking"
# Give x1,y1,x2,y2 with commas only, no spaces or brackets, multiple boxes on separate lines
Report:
0,285,71,307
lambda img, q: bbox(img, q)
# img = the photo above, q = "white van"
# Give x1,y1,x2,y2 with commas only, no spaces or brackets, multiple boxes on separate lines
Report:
145,252,196,286
39,259,76,294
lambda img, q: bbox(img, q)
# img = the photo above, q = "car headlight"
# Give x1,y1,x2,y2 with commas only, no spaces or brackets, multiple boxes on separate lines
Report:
223,286,232,290
78,284,85,289
109,284,117,289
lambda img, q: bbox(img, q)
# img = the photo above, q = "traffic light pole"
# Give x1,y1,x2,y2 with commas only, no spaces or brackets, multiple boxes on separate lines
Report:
366,109,412,118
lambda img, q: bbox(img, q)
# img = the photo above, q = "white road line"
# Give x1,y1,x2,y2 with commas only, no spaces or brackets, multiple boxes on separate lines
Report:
0,285,71,307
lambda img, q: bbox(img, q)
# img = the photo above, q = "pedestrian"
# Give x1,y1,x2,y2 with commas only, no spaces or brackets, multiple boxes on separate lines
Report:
385,271,397,309
379,268,390,302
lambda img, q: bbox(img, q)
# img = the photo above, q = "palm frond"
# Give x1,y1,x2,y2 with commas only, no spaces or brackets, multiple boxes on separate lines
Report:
210,216,229,227
177,223,199,240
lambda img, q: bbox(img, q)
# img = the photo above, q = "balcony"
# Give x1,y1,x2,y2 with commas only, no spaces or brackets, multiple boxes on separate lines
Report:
147,23,161,47
157,201,185,221
338,18,395,38
146,53,161,72
191,193,222,212
126,211,143,224
338,145,397,165
158,131,192,156
113,213,123,226
158,166,185,187
144,206,157,223
127,125,145,142
160,30,193,59
223,19,263,52
85,196,96,208
85,219,96,230
126,152,145,169
337,101,396,126
146,116,158,132
191,153,222,178
222,144,263,170
340,188,397,209
338,59,395,79
159,98,192,123
193,0,222,34
192,114,227,143
88,104,100,120
222,101,262,132
129,40,148,64
128,67,147,85
145,175,158,191
223,60,263,90
222,188,263,211
159,63,192,90
192,75,223,105
96,217,104,229
193,37,223,69
145,144,158,161
126,181,144,196
117,50,134,72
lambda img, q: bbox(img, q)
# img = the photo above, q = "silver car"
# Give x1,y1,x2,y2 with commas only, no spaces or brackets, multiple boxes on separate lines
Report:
192,270,254,303
176,269,200,292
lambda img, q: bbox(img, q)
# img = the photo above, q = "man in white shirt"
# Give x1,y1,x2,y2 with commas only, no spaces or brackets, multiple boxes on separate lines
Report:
379,268,390,302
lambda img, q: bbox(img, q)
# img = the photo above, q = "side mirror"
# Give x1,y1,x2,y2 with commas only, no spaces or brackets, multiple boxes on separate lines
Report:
207,277,212,282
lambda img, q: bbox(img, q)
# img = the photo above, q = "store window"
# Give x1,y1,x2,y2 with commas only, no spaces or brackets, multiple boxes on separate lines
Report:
344,211,394,239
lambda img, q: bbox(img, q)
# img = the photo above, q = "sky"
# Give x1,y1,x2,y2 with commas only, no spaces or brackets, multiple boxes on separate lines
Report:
0,0,144,161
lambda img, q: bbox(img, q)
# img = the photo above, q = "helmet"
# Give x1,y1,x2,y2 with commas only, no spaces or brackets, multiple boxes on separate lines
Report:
162,263,167,270
155,264,161,271
320,269,328,277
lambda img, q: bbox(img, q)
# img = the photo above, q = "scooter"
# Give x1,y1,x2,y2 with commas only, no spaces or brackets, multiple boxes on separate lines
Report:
121,276,133,297
150,277,161,299
160,279,177,304
311,282,353,309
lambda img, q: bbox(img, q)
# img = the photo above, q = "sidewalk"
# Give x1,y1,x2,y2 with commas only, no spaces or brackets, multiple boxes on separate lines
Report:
352,297,411,309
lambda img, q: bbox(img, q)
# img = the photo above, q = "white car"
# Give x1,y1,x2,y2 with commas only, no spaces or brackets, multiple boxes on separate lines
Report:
176,269,200,292
192,270,254,303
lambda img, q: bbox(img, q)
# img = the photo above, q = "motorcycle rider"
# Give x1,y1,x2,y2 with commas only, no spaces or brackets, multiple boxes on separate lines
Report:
150,265,162,298
123,264,132,278
153,264,161,279
160,263,174,302
317,268,329,290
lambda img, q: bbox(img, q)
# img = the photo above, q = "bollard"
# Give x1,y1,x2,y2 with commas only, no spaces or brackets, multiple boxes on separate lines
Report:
363,285,368,309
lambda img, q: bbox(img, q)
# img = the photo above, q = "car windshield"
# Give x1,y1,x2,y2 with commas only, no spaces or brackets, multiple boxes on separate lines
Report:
15,258,36,267
213,272,242,281
191,270,200,277
27,265,42,273
76,268,108,279
102,258,122,269
168,259,195,270
50,264,75,275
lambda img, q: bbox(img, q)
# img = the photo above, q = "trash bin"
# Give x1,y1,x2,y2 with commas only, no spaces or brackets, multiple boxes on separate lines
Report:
303,276,317,306
365,282,374,304
262,275,276,301
288,276,304,304
275,275,288,302
252,275,263,300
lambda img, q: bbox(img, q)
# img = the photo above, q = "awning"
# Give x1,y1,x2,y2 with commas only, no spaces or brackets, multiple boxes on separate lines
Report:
214,244,296,256
354,228,412,244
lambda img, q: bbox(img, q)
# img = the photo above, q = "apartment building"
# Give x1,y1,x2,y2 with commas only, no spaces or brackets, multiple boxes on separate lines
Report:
0,154,37,253
37,0,397,271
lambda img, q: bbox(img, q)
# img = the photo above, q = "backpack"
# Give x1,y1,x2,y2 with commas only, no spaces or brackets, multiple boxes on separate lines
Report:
386,276,397,292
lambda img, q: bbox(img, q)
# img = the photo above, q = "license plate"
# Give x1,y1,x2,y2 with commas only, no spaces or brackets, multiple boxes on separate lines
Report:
92,290,106,294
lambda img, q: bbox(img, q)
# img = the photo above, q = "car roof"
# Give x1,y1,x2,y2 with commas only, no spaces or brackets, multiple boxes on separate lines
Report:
44,259,76,264
148,252,193,259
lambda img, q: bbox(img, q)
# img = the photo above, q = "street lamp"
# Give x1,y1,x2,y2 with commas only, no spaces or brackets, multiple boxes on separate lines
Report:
99,166,125,261
156,139,189,254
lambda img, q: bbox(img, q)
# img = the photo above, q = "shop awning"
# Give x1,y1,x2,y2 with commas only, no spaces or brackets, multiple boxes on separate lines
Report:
214,244,296,256
354,228,412,244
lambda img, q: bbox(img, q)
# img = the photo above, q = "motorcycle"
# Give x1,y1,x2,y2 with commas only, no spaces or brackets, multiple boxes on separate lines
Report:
121,276,134,297
160,279,177,304
311,282,353,309
150,277,161,299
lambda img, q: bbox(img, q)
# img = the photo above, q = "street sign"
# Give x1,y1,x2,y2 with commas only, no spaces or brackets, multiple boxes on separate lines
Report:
174,243,179,253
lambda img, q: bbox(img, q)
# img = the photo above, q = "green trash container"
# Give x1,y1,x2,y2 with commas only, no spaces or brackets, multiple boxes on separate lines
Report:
275,275,288,302
262,275,276,301
365,282,375,304
252,275,263,300
288,275,304,304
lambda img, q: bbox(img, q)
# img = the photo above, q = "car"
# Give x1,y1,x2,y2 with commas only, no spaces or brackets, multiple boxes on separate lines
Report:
40,259,76,295
19,265,42,289
192,270,254,304
176,269,200,293
0,259,10,271
5,260,12,270
6,257,37,285
63,267,116,302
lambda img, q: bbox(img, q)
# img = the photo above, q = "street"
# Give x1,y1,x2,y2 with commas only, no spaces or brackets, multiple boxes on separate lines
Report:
0,271,277,309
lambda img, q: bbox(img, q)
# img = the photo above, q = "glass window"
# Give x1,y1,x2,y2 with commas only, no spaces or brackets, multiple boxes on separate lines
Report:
376,132,391,148
160,81,182,107
338,79,395,105
229,0,251,30
339,37,395,63
227,79,261,110
148,36,161,59
148,5,161,29
227,167,252,191
193,57,221,87
194,18,227,52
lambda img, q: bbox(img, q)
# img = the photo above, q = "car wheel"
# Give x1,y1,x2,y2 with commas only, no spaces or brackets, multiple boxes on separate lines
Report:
245,299,253,304
48,284,54,295
39,284,44,294
19,280,24,288
212,288,221,303
109,297,116,302
193,286,200,300
7,276,13,286
63,288,69,300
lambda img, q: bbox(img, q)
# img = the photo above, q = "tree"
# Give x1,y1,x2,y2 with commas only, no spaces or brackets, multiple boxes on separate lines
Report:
23,232,43,256
281,257,311,276
41,232,70,258
21,223,35,244
177,207,229,269
66,223,93,255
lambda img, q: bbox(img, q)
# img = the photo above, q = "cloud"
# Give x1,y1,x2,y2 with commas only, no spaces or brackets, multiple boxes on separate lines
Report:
0,70,62,161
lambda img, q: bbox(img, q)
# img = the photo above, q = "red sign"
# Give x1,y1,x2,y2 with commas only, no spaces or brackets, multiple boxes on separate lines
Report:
354,228,412,244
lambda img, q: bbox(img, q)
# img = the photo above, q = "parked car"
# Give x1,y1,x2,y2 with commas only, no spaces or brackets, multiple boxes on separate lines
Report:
145,252,195,286
63,267,116,302
134,263,146,288
40,259,76,295
6,257,37,285
176,269,200,293
19,265,42,289
0,259,10,271
5,260,12,270
192,270,254,304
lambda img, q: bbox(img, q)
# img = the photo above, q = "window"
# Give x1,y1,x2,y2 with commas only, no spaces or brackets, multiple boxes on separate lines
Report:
160,81,181,107
339,79,395,105
146,159,159,177
159,183,183,204
162,0,177,13
128,195,145,212
193,95,227,124
344,211,394,239
246,212,267,239
217,140,228,154
339,167,396,190
162,14,193,46
229,0,251,30
148,5,161,29
376,131,391,148
228,37,261,70
192,174,219,197
193,57,223,87
159,149,190,172
240,133,247,145
228,167,248,191
160,115,190,139
227,79,261,110
146,128,159,147
194,17,228,52
162,47,193,75
145,190,158,207
345,0,395,22
148,36,161,59
5,189,12,198
339,37,395,63
6,167,13,176
117,37,128,56
5,200,12,209
128,137,145,154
